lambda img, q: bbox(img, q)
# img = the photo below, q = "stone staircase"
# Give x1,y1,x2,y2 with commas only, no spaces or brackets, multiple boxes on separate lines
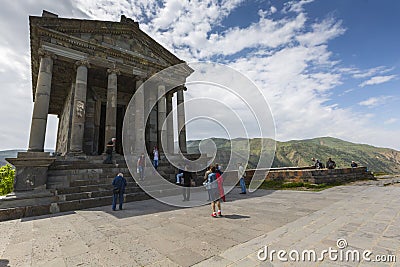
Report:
0,154,201,221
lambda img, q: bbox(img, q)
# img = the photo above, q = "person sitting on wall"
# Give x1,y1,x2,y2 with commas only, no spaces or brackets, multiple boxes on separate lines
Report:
103,138,116,164
311,157,324,169
351,161,358,168
326,158,336,169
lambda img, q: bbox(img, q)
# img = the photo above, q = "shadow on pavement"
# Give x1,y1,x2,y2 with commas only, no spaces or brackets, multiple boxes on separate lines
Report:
103,187,276,219
222,214,250,219
0,259,10,267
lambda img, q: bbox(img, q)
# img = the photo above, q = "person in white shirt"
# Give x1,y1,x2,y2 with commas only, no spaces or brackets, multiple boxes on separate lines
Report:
152,146,159,169
238,163,246,194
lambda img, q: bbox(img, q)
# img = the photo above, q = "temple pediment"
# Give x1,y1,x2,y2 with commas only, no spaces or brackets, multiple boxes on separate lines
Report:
30,12,181,65
29,11,185,97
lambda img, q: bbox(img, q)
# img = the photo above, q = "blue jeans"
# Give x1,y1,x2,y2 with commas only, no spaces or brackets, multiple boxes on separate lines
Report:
239,177,246,193
103,153,112,164
112,192,124,210
153,159,158,169
138,166,144,180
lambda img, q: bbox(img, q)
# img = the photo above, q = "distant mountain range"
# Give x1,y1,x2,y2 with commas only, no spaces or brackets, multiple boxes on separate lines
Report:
0,150,24,166
187,137,400,174
2,137,399,174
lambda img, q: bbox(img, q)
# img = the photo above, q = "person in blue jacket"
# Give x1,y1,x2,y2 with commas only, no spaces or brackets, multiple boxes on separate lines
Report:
112,173,127,211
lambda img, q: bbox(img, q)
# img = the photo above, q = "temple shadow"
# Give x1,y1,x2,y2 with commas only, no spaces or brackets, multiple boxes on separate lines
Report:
20,211,76,222
101,187,276,219
0,259,10,267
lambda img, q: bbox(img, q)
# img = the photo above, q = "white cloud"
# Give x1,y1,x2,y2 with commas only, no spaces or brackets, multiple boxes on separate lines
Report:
0,0,399,152
296,17,346,47
351,66,393,79
358,96,392,107
359,75,396,87
384,118,397,125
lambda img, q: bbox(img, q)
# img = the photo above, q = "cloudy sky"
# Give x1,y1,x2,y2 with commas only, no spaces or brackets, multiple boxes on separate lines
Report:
0,0,399,151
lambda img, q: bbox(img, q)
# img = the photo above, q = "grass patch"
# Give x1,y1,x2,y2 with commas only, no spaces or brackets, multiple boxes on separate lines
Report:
259,180,342,191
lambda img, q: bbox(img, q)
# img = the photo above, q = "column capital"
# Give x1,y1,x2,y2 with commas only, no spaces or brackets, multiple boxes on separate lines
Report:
75,59,90,68
107,66,121,75
38,48,57,60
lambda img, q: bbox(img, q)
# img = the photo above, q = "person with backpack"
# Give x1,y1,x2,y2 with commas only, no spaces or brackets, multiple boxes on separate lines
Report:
112,173,127,211
326,158,336,169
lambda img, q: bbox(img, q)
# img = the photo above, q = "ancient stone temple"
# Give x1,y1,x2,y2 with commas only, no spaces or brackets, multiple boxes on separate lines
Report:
8,10,190,192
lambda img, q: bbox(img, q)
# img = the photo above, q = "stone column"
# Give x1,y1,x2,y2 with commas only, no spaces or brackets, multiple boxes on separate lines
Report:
28,50,55,152
104,67,120,151
166,93,174,154
134,80,145,153
177,87,187,153
69,60,89,153
157,85,166,153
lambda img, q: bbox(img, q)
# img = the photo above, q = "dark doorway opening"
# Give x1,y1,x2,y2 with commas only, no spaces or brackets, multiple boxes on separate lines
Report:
98,103,106,155
116,105,125,155
97,103,125,155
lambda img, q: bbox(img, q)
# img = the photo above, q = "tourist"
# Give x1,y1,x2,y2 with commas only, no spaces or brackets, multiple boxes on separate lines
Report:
208,166,222,217
103,137,116,164
182,165,192,201
326,158,336,169
311,157,324,169
137,153,146,181
351,161,358,168
176,166,184,184
112,173,127,211
203,165,212,201
152,146,159,169
215,164,226,202
238,163,246,194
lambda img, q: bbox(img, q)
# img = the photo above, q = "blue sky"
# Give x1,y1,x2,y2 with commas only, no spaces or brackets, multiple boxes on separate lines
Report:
0,0,399,151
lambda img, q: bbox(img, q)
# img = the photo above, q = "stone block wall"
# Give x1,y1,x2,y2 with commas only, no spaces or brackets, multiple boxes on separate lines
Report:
221,166,374,186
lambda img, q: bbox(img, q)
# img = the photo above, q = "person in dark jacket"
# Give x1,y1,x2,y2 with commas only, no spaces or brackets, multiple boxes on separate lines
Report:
326,158,336,169
112,173,127,211
182,165,192,201
103,138,116,164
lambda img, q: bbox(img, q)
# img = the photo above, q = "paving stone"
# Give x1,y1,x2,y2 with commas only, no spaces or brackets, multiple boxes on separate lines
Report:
1,185,400,266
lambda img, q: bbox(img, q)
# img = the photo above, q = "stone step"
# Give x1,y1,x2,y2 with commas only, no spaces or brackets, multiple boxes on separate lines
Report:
0,191,152,222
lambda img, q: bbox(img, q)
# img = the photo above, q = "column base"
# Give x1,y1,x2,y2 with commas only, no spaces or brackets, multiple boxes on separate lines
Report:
6,152,56,191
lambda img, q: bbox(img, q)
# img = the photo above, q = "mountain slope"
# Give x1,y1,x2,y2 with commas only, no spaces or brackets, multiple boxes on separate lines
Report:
187,137,400,174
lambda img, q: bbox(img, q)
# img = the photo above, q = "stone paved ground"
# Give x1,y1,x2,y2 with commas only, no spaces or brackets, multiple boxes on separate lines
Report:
1,180,400,267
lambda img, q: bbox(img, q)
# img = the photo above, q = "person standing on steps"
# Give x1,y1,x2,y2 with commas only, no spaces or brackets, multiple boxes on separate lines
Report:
103,137,116,164
238,162,247,194
152,146,159,170
112,173,127,211
137,153,146,181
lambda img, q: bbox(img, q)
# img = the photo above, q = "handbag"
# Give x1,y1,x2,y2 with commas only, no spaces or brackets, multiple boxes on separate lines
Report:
113,187,120,194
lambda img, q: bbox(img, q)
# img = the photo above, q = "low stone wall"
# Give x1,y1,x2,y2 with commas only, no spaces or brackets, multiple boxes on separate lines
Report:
222,167,375,185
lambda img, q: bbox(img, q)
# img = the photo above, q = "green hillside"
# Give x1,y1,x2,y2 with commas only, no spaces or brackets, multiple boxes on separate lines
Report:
187,137,400,174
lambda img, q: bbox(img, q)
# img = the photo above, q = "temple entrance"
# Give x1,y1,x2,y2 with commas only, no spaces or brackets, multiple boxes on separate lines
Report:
98,104,106,155
116,105,125,155
97,103,125,155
